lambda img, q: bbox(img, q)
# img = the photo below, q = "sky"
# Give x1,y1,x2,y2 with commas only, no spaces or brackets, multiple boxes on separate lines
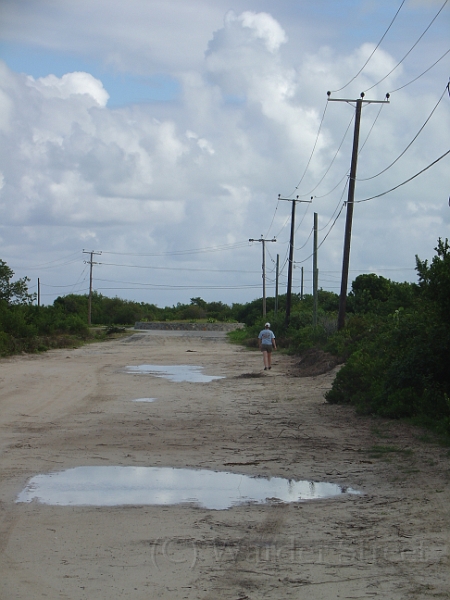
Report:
0,0,449,308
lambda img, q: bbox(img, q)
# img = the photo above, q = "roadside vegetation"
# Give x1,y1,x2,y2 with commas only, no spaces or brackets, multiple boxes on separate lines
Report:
2,237,450,436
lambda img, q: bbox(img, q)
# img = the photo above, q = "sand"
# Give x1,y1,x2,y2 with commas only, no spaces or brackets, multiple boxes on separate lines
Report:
0,330,449,599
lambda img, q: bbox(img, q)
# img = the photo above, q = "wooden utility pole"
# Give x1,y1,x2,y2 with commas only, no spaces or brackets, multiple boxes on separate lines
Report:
275,254,280,316
83,250,102,326
300,266,304,301
313,212,318,327
249,236,276,317
37,278,40,308
328,92,390,330
278,195,312,325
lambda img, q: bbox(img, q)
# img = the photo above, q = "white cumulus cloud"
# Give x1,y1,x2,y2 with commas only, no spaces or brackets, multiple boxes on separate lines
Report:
0,4,448,307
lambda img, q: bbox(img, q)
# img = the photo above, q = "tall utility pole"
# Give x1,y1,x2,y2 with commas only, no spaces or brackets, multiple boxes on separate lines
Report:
300,267,304,301
249,236,276,317
275,254,280,316
83,250,102,326
328,92,390,330
313,212,318,327
278,195,312,325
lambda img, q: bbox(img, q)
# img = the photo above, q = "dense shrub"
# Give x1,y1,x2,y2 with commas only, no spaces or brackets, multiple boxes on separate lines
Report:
326,240,450,433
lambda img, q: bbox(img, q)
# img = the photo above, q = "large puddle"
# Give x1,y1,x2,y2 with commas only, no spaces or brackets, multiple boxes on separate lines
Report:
16,467,360,509
125,365,224,383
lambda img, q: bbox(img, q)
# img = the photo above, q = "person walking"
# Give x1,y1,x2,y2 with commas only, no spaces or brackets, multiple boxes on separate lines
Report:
258,322,276,370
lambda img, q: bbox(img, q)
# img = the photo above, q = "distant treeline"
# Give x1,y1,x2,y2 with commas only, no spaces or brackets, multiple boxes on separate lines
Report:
2,239,450,435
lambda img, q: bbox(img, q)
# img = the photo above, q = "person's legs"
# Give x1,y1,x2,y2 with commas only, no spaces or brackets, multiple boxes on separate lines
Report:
267,350,272,368
262,349,269,369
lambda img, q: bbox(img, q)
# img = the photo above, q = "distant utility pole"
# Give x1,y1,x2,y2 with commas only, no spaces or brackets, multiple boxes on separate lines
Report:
328,92,390,330
83,250,102,326
249,236,276,318
37,278,40,308
313,212,318,327
278,195,312,325
300,266,304,301
275,254,280,316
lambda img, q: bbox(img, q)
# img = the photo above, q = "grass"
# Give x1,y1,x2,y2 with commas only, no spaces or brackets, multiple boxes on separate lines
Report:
227,329,255,346
364,445,413,460
370,425,392,439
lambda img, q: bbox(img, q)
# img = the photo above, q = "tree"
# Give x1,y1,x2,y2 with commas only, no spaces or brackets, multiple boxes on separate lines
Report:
190,297,207,308
0,259,35,305
416,237,450,323
348,273,391,313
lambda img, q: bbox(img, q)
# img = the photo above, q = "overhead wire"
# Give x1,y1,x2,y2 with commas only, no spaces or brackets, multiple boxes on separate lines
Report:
95,280,261,291
294,199,313,235
24,256,81,271
101,241,250,257
265,245,278,272
330,0,407,93
299,111,355,198
358,82,449,182
264,196,281,239
273,212,292,240
99,261,260,274
294,200,346,267
363,0,449,93
388,47,450,94
358,102,385,154
355,148,450,203
295,225,314,252
283,100,329,198
279,0,407,214
297,94,382,206
319,180,349,232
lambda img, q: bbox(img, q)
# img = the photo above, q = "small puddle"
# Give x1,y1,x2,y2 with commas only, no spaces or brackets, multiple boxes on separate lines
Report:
125,365,224,383
133,398,157,403
16,467,360,509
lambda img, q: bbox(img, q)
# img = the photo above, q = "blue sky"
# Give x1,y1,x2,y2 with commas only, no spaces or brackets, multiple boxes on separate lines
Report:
0,42,181,106
0,0,449,306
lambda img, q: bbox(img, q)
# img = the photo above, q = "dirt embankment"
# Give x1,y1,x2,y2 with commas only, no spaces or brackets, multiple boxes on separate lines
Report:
0,332,449,599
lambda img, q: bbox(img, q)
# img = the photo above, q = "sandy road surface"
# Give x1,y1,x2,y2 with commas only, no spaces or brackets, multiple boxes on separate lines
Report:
0,331,449,599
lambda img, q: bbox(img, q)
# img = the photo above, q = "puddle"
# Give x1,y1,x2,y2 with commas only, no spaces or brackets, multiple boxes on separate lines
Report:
125,365,224,383
133,398,157,403
16,467,360,509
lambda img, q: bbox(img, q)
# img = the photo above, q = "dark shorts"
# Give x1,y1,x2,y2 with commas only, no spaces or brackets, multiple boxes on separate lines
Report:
261,344,272,353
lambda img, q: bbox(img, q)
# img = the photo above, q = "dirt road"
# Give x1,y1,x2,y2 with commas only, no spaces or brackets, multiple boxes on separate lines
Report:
0,331,449,599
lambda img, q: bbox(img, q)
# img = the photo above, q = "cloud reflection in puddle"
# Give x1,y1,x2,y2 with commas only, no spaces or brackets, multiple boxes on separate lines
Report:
133,398,157,402
125,364,224,383
17,466,360,509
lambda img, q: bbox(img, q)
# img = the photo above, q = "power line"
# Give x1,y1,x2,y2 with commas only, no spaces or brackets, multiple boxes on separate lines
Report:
298,111,354,198
282,100,329,198
99,261,260,274
355,148,450,203
300,97,384,203
83,250,102,325
95,282,261,291
23,256,81,271
248,236,277,316
294,201,346,266
328,93,390,329
363,0,449,93
295,225,314,251
357,82,449,182
388,47,450,94
278,195,313,323
319,181,349,232
101,241,249,257
264,196,281,239
358,102,386,154
330,0,407,93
